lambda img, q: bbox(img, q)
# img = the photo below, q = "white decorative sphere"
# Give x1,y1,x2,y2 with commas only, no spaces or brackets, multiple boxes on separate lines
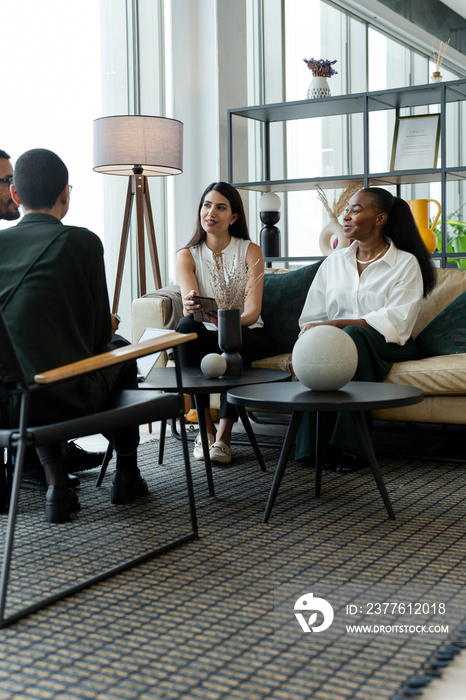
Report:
259,192,281,212
291,325,358,391
200,353,227,378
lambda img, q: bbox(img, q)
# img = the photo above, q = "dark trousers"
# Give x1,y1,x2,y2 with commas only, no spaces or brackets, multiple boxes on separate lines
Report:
175,316,275,421
294,325,420,460
35,334,139,465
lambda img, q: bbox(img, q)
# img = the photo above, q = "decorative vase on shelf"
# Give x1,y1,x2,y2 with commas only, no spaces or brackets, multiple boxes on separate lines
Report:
319,218,349,255
431,71,442,83
303,58,337,99
218,308,243,376
407,199,441,254
307,76,331,99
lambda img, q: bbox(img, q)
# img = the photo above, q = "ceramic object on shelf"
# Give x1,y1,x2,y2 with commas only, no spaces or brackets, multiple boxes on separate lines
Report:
407,199,441,254
319,218,349,255
307,76,331,99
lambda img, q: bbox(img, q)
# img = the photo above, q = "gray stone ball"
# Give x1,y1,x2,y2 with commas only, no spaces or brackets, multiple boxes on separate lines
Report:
291,325,358,391
200,353,227,378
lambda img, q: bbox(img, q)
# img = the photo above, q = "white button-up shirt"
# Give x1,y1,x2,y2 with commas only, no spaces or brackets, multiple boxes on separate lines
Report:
298,239,424,345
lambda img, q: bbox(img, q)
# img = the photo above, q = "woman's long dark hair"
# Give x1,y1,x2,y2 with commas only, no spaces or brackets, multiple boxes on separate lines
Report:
184,182,250,248
361,187,436,297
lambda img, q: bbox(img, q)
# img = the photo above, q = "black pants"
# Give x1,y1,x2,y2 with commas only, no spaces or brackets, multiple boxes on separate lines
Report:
35,334,139,466
175,316,275,421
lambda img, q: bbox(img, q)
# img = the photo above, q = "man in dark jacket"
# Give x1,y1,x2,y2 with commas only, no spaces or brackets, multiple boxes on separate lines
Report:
0,148,105,489
0,148,147,523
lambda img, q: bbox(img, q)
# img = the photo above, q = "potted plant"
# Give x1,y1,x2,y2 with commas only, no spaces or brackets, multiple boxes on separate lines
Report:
435,207,466,269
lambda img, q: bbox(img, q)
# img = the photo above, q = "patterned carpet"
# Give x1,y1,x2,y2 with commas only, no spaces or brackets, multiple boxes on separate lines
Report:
0,433,466,699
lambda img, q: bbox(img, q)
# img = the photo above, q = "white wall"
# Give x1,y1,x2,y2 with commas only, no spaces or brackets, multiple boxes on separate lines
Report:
169,0,249,281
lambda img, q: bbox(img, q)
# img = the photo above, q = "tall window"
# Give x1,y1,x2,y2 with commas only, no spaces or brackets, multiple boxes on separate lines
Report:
2,0,170,337
1,0,103,238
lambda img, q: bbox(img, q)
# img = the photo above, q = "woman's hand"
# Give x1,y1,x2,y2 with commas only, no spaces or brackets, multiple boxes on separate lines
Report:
183,290,201,316
204,310,218,326
302,321,324,333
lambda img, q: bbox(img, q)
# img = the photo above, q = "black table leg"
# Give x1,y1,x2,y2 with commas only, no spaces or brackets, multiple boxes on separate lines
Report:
194,394,215,497
315,411,324,498
263,411,303,523
350,410,395,520
237,406,267,472
158,419,167,464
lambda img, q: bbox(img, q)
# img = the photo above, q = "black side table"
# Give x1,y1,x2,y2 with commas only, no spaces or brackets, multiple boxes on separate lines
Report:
141,367,290,496
227,381,424,521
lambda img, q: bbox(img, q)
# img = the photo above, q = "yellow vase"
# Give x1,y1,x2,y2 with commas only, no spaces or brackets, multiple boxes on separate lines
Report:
407,199,441,254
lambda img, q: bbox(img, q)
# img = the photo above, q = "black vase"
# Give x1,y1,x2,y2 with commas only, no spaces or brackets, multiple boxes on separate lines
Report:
218,308,243,376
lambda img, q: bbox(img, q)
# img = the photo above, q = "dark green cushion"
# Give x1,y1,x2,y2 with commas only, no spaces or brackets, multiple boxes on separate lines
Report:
416,291,466,358
259,261,323,355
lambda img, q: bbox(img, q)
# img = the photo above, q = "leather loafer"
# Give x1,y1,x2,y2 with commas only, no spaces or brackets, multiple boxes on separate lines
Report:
209,441,232,465
45,485,81,524
65,441,106,473
110,470,148,505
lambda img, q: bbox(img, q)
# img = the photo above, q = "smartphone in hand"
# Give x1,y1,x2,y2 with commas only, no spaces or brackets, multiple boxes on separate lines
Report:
192,295,218,321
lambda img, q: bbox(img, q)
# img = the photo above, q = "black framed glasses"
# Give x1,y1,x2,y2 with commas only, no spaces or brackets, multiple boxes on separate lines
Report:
0,176,13,186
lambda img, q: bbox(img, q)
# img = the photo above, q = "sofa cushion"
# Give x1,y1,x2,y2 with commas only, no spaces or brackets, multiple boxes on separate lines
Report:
415,291,466,358
413,267,466,337
259,261,322,355
384,353,466,394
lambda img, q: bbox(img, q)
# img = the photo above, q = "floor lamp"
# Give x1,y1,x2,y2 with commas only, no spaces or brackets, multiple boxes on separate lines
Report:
93,115,183,312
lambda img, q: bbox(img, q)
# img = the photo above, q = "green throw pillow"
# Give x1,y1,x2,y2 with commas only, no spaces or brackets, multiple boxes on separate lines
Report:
259,261,323,355
416,291,466,358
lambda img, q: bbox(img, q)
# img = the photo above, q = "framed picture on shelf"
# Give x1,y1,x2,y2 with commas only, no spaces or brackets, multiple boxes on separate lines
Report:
390,113,441,171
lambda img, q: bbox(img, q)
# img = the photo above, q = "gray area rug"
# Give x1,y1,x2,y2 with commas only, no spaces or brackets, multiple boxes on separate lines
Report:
0,434,465,699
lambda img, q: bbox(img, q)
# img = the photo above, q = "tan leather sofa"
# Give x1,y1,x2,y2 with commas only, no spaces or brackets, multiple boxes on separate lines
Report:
132,266,466,426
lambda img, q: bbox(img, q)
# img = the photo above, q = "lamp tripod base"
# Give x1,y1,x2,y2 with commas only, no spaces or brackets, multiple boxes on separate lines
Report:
112,173,162,313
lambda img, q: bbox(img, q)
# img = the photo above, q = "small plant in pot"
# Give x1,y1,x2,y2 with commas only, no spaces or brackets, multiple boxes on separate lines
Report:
435,205,466,269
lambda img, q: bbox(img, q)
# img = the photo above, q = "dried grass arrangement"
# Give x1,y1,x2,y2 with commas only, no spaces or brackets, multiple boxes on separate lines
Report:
205,254,263,310
432,39,450,74
315,181,364,219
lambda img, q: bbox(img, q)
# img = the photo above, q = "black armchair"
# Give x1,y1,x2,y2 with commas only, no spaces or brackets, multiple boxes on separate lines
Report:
0,310,198,627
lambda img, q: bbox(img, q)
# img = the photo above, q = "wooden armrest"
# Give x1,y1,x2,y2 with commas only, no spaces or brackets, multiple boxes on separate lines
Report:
34,331,197,385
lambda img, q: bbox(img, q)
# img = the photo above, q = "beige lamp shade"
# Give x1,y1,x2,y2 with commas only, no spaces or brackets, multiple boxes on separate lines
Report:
93,115,183,176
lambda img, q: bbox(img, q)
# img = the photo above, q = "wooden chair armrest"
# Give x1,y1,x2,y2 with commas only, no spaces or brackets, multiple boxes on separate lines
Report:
34,331,197,385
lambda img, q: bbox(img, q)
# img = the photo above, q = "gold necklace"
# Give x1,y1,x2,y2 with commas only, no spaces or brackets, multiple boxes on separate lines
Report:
356,243,389,265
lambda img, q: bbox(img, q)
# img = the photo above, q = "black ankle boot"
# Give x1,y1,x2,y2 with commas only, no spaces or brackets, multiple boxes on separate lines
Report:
45,486,81,523
111,470,148,505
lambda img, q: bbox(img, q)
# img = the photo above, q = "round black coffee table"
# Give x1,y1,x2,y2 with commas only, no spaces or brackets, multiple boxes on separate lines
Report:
227,380,424,521
141,367,290,496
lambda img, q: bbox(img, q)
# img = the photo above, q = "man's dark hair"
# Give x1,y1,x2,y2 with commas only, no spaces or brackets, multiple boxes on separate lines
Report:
14,148,68,210
0,149,11,160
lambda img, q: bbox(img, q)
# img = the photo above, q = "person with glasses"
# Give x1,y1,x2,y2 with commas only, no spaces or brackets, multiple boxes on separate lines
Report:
0,150,20,222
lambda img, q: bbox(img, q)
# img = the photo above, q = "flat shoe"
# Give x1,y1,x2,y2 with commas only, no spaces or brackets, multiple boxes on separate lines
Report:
193,433,215,461
111,470,148,505
45,485,81,524
209,441,232,465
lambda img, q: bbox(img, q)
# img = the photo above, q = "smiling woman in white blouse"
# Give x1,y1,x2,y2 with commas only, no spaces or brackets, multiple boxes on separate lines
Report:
294,187,436,471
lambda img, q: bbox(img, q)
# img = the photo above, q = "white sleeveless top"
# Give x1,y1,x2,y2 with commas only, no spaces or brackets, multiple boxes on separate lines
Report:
189,237,264,329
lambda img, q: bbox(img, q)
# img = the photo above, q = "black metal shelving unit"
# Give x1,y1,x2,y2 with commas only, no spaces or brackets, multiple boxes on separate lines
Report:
227,78,466,267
